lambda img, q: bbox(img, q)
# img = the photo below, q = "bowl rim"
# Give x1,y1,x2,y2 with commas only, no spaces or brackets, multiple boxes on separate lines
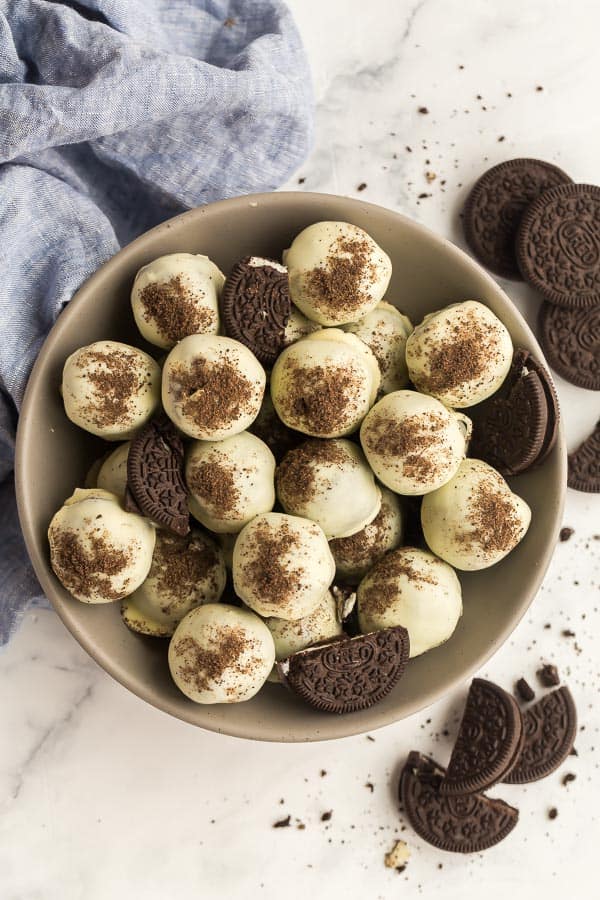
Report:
15,191,567,742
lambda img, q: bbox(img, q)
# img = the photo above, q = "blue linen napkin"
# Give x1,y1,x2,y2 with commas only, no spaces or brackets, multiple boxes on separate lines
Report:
0,0,313,644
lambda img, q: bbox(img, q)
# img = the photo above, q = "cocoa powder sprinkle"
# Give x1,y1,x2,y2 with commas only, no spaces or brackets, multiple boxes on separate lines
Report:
280,361,361,435
50,528,132,601
304,237,377,318
187,460,240,515
276,439,350,506
360,549,436,617
241,520,304,609
170,356,255,432
139,276,217,345
460,479,523,554
152,532,219,607
173,627,255,692
78,348,144,428
417,311,502,396
363,413,450,483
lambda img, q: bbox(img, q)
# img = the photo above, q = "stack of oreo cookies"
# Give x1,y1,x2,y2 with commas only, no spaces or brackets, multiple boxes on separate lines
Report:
463,159,599,493
400,676,577,854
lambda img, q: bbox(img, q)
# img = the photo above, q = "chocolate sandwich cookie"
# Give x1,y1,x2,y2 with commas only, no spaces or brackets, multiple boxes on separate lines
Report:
539,302,600,391
504,687,577,784
567,420,600,492
470,349,559,474
277,626,410,714
440,679,524,796
400,752,519,854
126,417,190,535
463,158,572,279
221,257,291,366
517,183,600,308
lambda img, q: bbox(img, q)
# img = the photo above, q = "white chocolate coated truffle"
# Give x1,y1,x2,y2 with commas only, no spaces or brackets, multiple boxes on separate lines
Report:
96,441,130,501
421,459,531,571
357,547,462,657
360,390,472,496
329,487,404,584
162,334,265,440
62,341,161,440
168,604,275,703
276,439,381,539
48,488,155,604
344,302,413,394
186,431,276,534
283,306,322,346
233,512,335,620
131,253,224,350
121,529,226,636
283,221,392,325
265,590,343,660
405,301,513,407
270,330,380,438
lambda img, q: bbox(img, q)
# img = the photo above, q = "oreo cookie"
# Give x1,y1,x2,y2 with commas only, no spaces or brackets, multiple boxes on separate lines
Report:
440,679,524,796
470,349,559,474
277,626,410,714
504,687,577,784
463,158,572,279
221,257,291,366
568,420,600,493
126,418,190,535
539,302,600,391
516,183,600,308
400,752,519,854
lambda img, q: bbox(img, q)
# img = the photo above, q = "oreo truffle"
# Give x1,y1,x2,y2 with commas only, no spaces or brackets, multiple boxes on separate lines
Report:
96,441,130,501
131,253,224,350
48,488,155,603
360,390,472,495
357,547,462,657
276,439,381,540
186,431,276,534
329,486,404,584
232,512,335,621
121,529,226,637
344,301,413,393
406,301,513,407
168,604,275,703
62,341,161,440
283,221,392,326
421,459,531,570
162,334,265,440
264,589,343,665
270,330,380,438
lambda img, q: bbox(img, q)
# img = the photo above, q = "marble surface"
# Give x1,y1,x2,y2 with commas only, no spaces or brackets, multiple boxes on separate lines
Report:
2,1,600,898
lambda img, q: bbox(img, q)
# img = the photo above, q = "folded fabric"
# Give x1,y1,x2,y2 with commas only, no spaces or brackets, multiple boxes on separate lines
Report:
0,0,313,644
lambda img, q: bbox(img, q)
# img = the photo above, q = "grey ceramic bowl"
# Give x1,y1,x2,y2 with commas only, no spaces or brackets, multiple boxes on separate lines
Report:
16,192,566,742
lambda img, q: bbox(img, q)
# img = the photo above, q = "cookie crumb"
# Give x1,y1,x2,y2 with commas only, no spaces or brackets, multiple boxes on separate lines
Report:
538,663,560,686
321,810,333,822
548,807,558,820
385,840,410,871
273,815,291,828
357,182,367,192
559,527,574,542
365,782,374,792
418,106,429,114
515,677,535,702
562,773,576,786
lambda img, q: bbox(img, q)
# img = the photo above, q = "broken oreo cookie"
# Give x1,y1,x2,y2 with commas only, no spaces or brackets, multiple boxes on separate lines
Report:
278,626,410,714
440,679,524,796
568,421,600,493
470,349,559,475
503,687,577,784
221,257,291,366
126,417,190,535
539,302,600,391
400,752,519,854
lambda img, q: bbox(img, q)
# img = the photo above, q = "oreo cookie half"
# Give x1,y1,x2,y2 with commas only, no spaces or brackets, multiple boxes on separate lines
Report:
221,257,291,366
400,752,519,854
503,687,577,784
126,418,190,535
440,679,524,796
278,626,410,714
567,421,600,493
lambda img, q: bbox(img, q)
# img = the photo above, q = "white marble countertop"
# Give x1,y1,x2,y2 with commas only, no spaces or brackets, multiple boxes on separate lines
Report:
2,2,600,898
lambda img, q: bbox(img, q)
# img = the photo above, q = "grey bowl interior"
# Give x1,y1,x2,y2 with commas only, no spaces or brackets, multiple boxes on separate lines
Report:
15,192,566,742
